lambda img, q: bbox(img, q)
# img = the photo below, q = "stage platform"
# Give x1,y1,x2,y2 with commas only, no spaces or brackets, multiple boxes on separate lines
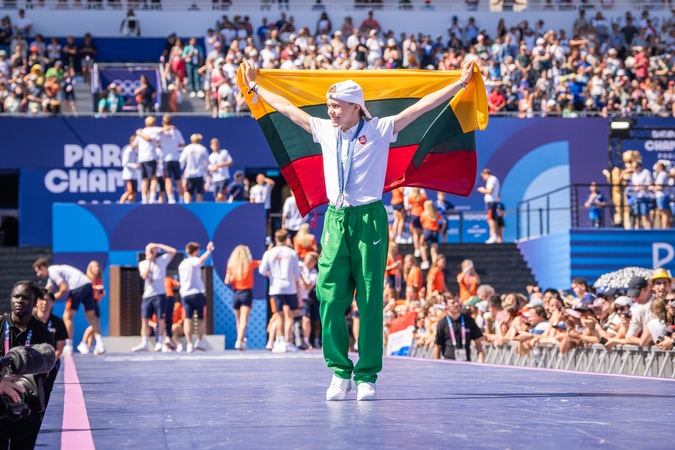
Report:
37,351,675,449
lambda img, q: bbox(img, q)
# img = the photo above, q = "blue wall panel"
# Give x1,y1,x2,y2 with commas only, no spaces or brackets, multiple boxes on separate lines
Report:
517,230,571,290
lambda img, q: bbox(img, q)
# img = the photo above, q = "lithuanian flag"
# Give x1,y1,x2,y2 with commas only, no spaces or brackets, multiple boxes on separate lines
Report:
236,68,488,216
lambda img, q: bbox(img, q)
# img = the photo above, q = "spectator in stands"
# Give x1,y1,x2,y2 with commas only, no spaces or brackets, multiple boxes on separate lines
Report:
249,174,275,242
77,33,97,84
12,9,31,38
606,276,656,349
652,161,671,229
483,294,508,342
282,190,306,241
134,74,155,115
404,254,423,295
407,188,426,258
120,9,141,37
385,242,403,299
419,200,443,270
226,245,260,350
457,259,480,304
180,133,209,204
120,134,139,203
477,168,501,244
97,82,125,117
133,242,177,352
584,182,607,228
227,170,248,202
0,17,12,56
434,292,484,362
427,254,447,296
631,159,653,229
182,37,204,98
298,251,319,349
294,223,317,260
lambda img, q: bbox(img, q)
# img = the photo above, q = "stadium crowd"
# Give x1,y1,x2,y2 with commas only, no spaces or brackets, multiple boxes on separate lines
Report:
3,8,675,115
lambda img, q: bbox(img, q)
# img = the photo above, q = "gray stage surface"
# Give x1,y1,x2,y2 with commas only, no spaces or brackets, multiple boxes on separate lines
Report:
37,351,675,449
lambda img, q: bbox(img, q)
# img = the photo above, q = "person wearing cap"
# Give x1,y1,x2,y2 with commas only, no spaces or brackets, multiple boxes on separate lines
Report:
242,58,476,401
179,134,209,204
605,276,657,349
227,170,249,202
513,305,548,357
434,292,484,362
649,268,672,298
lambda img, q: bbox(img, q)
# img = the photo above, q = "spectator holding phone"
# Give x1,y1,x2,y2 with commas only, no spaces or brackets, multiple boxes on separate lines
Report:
457,259,480,303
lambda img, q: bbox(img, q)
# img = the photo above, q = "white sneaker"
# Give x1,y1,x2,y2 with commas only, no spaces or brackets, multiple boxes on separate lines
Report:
189,91,196,98
195,340,206,351
241,340,247,350
77,342,90,355
266,341,274,351
63,345,74,356
235,340,242,350
93,343,105,356
197,90,205,98
161,344,171,352
187,343,194,353
357,382,377,401
420,261,430,270
326,375,352,401
272,341,287,353
132,342,149,352
485,236,497,244
153,342,162,352
414,249,421,258
406,236,413,244
176,343,184,352
286,343,299,352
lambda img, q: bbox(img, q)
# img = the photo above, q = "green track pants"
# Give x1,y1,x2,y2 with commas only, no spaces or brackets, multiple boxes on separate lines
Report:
317,201,388,385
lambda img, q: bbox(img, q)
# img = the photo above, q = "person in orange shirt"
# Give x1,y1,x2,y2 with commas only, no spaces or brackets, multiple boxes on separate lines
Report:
294,223,318,259
163,275,180,350
419,200,445,270
427,254,448,296
385,242,403,299
78,261,106,354
406,188,427,258
403,254,423,294
169,298,185,350
225,245,261,350
457,259,480,303
390,187,406,244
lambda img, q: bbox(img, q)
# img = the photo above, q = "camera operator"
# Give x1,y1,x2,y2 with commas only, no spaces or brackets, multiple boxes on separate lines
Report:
0,281,54,450
34,291,67,408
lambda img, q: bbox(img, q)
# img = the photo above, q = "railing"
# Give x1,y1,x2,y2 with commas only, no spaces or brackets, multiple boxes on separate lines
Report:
409,340,675,379
3,0,668,12
516,183,635,241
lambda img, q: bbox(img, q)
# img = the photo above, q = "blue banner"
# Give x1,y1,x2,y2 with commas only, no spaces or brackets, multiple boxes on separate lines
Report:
98,68,161,105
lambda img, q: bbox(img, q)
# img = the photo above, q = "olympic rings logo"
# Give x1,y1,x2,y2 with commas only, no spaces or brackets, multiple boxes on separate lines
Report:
110,79,142,96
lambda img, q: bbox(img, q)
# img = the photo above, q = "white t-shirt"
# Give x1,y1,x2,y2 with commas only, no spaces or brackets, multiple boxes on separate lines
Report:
654,170,668,198
283,195,307,231
179,143,209,178
134,126,162,163
250,183,272,209
208,149,232,183
121,145,139,181
632,168,653,199
157,128,185,161
310,116,398,207
259,245,300,296
46,265,91,291
178,256,205,297
298,262,318,300
484,175,500,203
138,253,172,298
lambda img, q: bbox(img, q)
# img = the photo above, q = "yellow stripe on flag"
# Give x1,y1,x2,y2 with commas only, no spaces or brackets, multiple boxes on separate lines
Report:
236,67,488,133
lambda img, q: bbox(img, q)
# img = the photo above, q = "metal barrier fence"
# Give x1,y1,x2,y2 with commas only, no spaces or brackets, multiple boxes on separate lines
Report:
409,341,675,379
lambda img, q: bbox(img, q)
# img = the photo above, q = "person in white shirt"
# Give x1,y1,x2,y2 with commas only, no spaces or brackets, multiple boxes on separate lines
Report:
157,115,186,204
259,229,301,353
178,241,214,353
179,134,209,204
133,116,162,204
33,259,106,356
13,9,32,38
242,59,475,401
120,134,140,204
133,242,177,352
249,173,275,242
282,190,307,240
651,160,671,229
206,138,233,202
298,252,319,350
631,160,653,229
477,168,502,244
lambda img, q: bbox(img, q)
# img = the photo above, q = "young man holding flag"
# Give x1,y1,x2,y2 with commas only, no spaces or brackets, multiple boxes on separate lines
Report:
241,60,476,401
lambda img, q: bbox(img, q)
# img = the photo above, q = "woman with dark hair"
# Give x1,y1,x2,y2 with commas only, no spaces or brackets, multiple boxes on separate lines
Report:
317,12,331,35
134,74,156,116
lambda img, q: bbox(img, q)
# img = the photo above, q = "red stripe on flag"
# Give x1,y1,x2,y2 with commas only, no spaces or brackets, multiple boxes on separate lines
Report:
281,154,328,216
384,144,418,188
389,311,417,334
394,150,477,197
